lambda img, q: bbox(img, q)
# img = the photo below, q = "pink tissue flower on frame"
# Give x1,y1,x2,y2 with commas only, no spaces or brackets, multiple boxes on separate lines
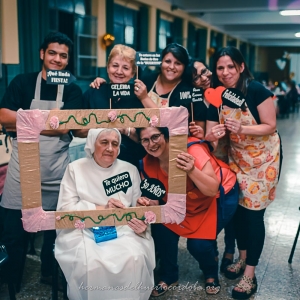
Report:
49,116,60,129
74,219,85,230
108,110,118,122
149,115,159,127
144,211,156,224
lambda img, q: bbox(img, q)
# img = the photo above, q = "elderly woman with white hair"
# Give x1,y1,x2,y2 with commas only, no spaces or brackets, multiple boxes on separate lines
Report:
55,128,155,300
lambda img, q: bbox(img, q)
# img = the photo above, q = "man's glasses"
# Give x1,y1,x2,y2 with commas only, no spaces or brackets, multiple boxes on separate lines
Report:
193,68,211,82
140,133,162,146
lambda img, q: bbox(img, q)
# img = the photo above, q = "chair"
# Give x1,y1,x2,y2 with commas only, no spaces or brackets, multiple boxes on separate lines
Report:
288,206,300,264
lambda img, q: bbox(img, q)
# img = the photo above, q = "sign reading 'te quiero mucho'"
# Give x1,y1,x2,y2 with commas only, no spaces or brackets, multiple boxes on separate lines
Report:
103,172,133,197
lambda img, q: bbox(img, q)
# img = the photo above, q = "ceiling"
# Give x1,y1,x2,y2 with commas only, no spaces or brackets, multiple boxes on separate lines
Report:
166,0,300,47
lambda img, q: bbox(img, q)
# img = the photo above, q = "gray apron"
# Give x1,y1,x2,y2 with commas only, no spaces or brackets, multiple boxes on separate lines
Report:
1,72,71,210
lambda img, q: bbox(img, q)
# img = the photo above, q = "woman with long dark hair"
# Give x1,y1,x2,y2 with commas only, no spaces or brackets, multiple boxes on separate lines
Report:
207,46,281,299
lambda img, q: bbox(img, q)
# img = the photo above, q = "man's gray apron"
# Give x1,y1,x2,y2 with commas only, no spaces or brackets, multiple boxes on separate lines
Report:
1,72,71,210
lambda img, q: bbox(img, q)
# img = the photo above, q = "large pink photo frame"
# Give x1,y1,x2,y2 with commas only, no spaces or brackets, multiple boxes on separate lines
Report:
17,107,188,232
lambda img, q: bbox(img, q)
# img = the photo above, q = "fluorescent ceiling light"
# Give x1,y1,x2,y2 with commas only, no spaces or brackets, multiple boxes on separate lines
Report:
280,10,300,16
295,32,300,37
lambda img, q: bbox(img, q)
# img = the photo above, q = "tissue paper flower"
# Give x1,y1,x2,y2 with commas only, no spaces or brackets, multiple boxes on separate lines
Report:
108,111,118,122
49,116,60,129
144,211,156,224
149,115,159,127
74,219,85,230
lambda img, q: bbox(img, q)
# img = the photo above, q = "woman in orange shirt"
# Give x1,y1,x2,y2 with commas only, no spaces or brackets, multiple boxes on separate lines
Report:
137,126,221,296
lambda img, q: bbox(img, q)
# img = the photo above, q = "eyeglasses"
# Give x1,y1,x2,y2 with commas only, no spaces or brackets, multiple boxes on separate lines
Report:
193,68,211,82
140,133,162,146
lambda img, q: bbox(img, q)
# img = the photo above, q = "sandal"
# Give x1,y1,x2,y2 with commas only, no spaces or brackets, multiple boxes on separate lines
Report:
232,275,257,299
220,256,233,273
151,280,179,297
224,258,246,280
205,278,221,295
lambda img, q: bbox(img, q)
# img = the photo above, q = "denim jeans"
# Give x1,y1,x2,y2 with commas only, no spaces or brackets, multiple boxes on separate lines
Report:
151,223,218,284
215,181,239,256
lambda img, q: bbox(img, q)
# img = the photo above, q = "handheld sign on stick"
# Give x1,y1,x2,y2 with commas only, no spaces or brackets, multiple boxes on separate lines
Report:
46,69,76,109
109,84,135,103
140,178,166,201
191,103,194,122
135,52,162,74
221,88,245,109
191,87,203,122
46,69,76,85
221,88,246,120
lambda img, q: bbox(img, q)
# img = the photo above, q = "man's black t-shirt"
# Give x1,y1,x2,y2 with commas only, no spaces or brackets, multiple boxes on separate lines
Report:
0,72,83,111
0,72,83,138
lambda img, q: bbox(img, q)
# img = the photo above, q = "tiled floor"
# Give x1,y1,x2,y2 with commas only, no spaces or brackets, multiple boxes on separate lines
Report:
0,113,300,300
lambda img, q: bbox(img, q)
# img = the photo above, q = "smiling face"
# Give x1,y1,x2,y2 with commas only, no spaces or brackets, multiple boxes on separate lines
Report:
160,53,185,83
107,55,134,83
193,61,212,90
140,127,168,159
216,55,244,89
40,42,69,78
93,130,120,168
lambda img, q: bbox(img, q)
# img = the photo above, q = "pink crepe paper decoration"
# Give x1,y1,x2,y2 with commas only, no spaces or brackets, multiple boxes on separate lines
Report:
161,193,186,224
17,109,49,143
21,207,56,232
160,106,188,136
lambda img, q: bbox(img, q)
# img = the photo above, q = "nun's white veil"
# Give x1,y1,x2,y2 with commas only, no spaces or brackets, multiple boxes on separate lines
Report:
84,128,122,158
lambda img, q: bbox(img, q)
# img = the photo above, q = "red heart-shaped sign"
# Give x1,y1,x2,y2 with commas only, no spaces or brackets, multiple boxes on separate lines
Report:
204,86,225,108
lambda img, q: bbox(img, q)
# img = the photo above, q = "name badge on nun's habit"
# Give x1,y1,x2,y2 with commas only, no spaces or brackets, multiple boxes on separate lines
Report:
92,226,117,243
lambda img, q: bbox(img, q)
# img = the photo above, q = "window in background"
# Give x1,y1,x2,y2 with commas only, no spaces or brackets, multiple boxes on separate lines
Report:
240,42,248,65
158,19,172,50
48,0,97,79
114,4,138,48
227,38,237,47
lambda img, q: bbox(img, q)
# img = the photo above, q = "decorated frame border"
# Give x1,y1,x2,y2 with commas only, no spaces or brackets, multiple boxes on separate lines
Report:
17,107,188,232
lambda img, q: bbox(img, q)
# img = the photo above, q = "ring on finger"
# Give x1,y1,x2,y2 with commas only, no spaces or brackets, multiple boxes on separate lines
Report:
135,86,139,91
217,131,221,136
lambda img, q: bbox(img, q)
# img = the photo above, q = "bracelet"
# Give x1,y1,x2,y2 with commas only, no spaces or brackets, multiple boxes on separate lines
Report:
127,127,131,137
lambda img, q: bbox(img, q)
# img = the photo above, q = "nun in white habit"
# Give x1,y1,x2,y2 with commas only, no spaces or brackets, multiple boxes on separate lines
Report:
55,128,155,300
